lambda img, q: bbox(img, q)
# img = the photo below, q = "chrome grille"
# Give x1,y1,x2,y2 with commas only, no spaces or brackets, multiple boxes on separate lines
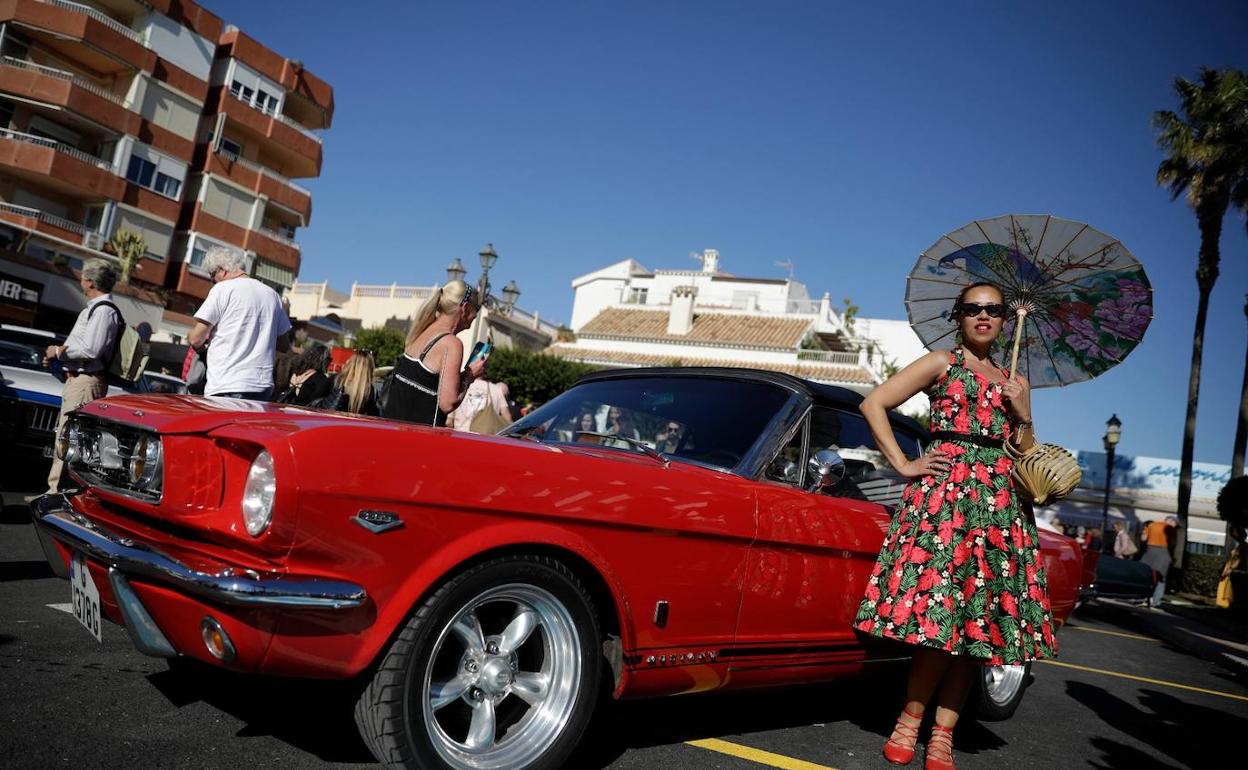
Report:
26,403,58,434
68,415,161,502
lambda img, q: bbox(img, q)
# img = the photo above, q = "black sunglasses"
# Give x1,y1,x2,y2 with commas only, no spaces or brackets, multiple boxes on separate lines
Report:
956,302,1007,319
355,348,374,357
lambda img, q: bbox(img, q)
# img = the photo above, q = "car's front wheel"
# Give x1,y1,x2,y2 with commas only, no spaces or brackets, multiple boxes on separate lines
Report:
355,555,602,769
971,661,1032,721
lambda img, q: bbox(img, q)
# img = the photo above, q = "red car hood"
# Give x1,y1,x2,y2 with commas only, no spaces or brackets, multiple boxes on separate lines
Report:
76,394,369,435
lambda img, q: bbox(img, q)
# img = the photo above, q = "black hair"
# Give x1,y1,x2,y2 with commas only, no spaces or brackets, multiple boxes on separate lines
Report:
951,281,1004,320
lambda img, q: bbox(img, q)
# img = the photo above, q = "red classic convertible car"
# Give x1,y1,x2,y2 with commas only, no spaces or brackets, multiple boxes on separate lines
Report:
32,368,1085,769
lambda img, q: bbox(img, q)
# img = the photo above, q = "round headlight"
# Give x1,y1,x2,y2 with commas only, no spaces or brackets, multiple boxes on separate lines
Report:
56,420,79,461
241,450,276,537
128,434,163,486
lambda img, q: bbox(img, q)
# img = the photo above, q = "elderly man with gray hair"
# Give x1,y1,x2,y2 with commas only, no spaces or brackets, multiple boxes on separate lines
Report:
187,246,290,399
43,259,123,491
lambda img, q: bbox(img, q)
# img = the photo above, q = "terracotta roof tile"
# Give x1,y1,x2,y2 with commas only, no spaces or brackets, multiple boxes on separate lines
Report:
578,308,811,349
547,345,877,386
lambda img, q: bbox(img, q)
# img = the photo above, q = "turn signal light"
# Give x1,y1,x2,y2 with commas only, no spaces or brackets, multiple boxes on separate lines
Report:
200,616,235,663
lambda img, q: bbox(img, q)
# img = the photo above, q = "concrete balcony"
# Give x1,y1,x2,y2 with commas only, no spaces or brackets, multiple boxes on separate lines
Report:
0,200,94,244
0,0,154,74
216,89,321,178
187,205,301,271
0,56,140,136
202,147,312,223
0,126,123,199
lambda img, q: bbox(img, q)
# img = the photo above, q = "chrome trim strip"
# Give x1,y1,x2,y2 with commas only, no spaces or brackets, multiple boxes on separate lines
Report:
108,568,178,658
31,494,368,610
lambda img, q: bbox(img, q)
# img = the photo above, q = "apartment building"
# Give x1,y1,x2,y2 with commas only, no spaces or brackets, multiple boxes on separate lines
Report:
0,0,331,336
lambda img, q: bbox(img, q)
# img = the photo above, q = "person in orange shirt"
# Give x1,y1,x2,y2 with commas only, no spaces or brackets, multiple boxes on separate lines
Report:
1140,517,1177,608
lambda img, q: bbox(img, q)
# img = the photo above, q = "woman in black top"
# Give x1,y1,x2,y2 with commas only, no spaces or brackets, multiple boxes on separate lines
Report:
280,347,332,406
382,280,485,426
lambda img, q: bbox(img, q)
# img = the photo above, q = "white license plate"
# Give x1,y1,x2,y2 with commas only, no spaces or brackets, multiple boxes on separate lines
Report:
69,552,102,643
42,445,54,458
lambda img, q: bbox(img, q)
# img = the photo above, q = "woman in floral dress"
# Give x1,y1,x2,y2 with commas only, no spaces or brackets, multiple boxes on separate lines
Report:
853,282,1056,770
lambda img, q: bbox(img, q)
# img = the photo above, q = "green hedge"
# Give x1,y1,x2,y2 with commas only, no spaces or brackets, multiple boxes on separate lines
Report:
353,326,407,368
1179,553,1224,597
483,347,598,406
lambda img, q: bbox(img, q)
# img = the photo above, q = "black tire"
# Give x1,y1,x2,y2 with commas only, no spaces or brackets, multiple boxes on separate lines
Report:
354,555,602,769
969,661,1032,721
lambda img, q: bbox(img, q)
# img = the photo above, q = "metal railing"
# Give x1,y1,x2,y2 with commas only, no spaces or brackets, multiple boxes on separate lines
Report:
257,226,301,251
228,91,324,145
0,126,114,171
274,111,323,144
37,0,144,44
214,147,311,197
0,201,90,236
796,349,861,365
0,56,125,105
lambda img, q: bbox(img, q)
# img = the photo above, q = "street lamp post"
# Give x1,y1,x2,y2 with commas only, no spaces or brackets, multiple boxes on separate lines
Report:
1101,414,1122,551
445,257,466,285
478,243,498,301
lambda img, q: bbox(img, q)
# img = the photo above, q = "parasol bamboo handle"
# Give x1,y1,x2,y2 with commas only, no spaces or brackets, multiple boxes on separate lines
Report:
1008,308,1027,378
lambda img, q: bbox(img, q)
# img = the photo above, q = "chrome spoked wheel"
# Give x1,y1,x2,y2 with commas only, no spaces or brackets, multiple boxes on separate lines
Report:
982,663,1026,707
421,584,582,770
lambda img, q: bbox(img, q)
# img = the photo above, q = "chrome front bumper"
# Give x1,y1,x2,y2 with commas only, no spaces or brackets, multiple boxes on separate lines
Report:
30,493,368,610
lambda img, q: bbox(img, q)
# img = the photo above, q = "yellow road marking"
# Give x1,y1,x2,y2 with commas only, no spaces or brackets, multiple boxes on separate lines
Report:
686,738,838,770
1066,625,1157,642
1039,659,1248,703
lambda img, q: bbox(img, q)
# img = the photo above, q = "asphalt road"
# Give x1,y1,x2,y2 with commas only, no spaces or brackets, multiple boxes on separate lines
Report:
2,490,1244,770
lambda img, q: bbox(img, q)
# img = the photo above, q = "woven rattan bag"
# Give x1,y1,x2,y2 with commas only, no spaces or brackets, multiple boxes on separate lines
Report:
1004,439,1082,505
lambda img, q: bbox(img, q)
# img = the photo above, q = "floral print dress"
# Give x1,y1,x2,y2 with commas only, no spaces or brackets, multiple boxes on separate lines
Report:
853,347,1057,665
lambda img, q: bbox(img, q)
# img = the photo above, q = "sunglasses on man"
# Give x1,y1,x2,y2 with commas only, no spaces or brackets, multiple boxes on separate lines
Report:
955,302,1008,319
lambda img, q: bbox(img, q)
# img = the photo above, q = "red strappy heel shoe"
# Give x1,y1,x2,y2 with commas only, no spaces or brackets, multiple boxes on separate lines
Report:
882,706,923,765
924,724,956,770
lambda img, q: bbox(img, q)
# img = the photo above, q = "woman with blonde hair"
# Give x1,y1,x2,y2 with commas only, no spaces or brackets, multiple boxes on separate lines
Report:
381,280,486,426
324,350,379,415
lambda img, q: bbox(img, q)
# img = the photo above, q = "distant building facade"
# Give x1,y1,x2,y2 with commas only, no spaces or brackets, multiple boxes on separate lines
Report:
0,0,332,340
553,249,928,411
1038,451,1231,554
286,280,560,352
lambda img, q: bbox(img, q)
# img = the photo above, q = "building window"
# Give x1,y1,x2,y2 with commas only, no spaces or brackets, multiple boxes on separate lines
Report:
220,137,242,159
232,80,280,116
626,287,648,305
189,241,208,267
127,155,181,200
154,172,180,198
126,155,156,187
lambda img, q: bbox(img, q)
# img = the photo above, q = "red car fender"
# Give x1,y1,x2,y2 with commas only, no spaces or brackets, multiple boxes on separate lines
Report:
343,519,637,682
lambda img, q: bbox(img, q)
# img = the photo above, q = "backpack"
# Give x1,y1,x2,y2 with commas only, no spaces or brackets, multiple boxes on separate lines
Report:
88,300,150,385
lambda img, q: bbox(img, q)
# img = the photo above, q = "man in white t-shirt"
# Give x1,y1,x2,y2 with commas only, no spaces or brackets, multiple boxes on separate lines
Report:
187,247,291,399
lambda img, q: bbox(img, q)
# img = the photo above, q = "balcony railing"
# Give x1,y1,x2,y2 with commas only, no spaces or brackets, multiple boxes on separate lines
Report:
352,283,436,300
796,349,862,366
228,91,324,145
0,126,115,171
257,225,301,251
36,0,144,44
274,111,323,145
215,147,311,196
0,56,125,105
0,201,91,236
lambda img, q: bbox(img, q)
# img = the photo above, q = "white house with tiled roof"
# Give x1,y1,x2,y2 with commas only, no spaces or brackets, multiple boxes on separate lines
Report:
551,250,929,414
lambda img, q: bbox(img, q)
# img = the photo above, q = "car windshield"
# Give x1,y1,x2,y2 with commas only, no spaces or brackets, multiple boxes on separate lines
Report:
503,375,795,470
0,329,62,375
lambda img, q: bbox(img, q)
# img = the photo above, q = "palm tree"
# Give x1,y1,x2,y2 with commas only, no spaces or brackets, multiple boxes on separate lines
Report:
107,229,147,284
1153,66,1248,560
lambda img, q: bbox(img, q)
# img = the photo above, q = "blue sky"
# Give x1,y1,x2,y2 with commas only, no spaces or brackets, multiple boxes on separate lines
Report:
213,0,1248,464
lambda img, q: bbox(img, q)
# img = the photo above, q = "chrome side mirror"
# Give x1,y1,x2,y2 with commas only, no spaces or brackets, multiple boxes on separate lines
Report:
807,447,846,491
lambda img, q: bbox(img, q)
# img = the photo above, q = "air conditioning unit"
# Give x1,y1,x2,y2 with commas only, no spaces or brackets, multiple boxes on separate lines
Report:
82,232,105,250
